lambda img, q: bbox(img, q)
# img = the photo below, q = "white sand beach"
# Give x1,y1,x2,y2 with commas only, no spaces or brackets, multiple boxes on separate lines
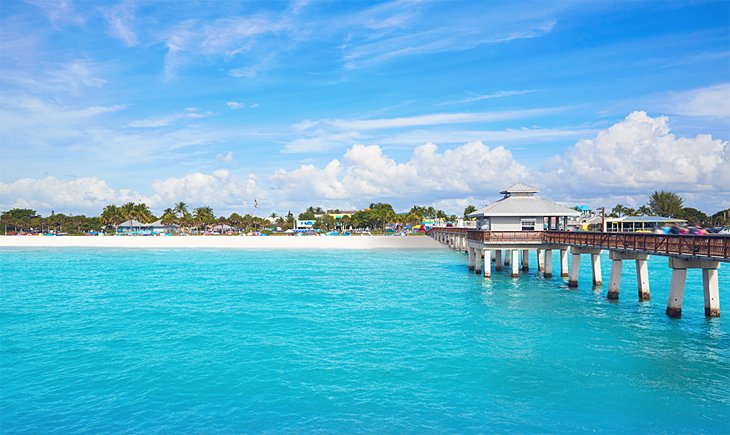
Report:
0,235,444,250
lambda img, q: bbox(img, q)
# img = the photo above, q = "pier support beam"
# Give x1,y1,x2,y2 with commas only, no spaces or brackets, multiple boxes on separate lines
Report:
491,250,496,262
666,257,721,318
504,250,510,266
483,249,492,278
543,250,553,278
475,247,482,275
537,249,545,272
636,258,651,301
666,268,687,318
560,249,569,277
495,250,503,271
511,250,519,278
607,251,650,300
608,256,622,300
591,253,602,287
568,252,580,288
468,247,475,271
568,247,602,288
521,250,529,271
703,268,720,317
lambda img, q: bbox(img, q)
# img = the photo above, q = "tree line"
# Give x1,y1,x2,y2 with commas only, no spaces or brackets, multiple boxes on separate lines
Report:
2,190,727,235
0,202,459,235
605,191,729,226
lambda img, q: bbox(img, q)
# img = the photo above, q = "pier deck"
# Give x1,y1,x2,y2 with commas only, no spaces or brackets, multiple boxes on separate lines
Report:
428,227,728,318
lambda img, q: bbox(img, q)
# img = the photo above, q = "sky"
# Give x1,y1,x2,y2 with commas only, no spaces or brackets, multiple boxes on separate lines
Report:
0,0,729,217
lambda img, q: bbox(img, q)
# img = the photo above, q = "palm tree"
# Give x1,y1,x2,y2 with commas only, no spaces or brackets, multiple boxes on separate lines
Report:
174,202,189,219
100,205,121,227
134,203,154,223
120,202,136,221
637,205,652,216
463,205,477,218
193,206,215,232
161,208,177,225
649,191,683,217
610,204,627,218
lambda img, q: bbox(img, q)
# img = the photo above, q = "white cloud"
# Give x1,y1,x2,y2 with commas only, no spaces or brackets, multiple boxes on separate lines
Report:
103,0,139,47
283,130,363,153
217,151,234,162
543,111,730,196
271,141,528,203
227,101,258,110
314,108,564,131
128,108,210,128
0,176,118,213
0,171,260,216
341,0,559,69
663,83,730,118
26,0,85,26
162,14,290,79
149,169,258,210
442,89,537,105
0,97,126,136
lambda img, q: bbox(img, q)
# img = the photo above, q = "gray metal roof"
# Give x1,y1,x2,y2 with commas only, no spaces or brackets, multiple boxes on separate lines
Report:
468,195,581,217
148,219,178,228
116,219,146,227
500,183,539,194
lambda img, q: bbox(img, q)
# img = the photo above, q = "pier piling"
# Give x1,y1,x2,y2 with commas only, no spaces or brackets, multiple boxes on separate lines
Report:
483,249,492,278
511,250,519,278
543,249,553,278
521,250,529,271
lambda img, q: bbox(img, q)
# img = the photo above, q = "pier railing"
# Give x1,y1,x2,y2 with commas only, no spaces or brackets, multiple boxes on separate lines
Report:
466,230,544,243
543,231,729,260
428,227,730,261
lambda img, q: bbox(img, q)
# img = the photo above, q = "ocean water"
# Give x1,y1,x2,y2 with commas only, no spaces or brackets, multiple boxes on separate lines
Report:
1,247,728,433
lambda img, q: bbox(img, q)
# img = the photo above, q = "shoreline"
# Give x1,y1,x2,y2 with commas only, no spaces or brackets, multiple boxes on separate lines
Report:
0,235,445,250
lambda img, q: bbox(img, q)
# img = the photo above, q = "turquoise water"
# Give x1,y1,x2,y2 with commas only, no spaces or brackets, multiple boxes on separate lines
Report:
1,247,729,433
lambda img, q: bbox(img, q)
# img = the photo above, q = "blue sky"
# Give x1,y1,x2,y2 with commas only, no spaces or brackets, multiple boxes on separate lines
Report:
1,0,728,216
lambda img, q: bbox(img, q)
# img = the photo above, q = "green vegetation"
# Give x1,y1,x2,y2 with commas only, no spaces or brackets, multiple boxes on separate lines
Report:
649,191,684,218
4,191,724,235
605,191,723,226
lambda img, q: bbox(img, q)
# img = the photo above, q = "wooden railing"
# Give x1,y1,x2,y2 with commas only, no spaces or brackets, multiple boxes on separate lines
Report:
427,227,730,261
543,231,729,260
466,230,544,243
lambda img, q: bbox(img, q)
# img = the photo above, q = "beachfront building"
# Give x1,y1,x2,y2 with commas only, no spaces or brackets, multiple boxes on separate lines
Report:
148,219,179,234
115,219,147,234
606,216,686,232
295,219,315,230
467,183,581,231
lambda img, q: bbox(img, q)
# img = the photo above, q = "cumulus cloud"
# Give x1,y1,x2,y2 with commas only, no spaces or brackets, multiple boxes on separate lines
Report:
149,169,258,209
543,111,730,196
0,170,260,215
0,176,118,213
271,141,528,203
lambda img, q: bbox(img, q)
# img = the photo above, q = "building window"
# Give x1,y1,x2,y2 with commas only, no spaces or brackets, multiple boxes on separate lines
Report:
521,219,536,231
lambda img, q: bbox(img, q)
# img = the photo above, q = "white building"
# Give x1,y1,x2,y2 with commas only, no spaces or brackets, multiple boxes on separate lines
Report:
467,183,580,231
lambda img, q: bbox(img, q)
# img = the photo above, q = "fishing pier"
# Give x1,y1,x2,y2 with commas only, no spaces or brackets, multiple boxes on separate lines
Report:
428,184,728,318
